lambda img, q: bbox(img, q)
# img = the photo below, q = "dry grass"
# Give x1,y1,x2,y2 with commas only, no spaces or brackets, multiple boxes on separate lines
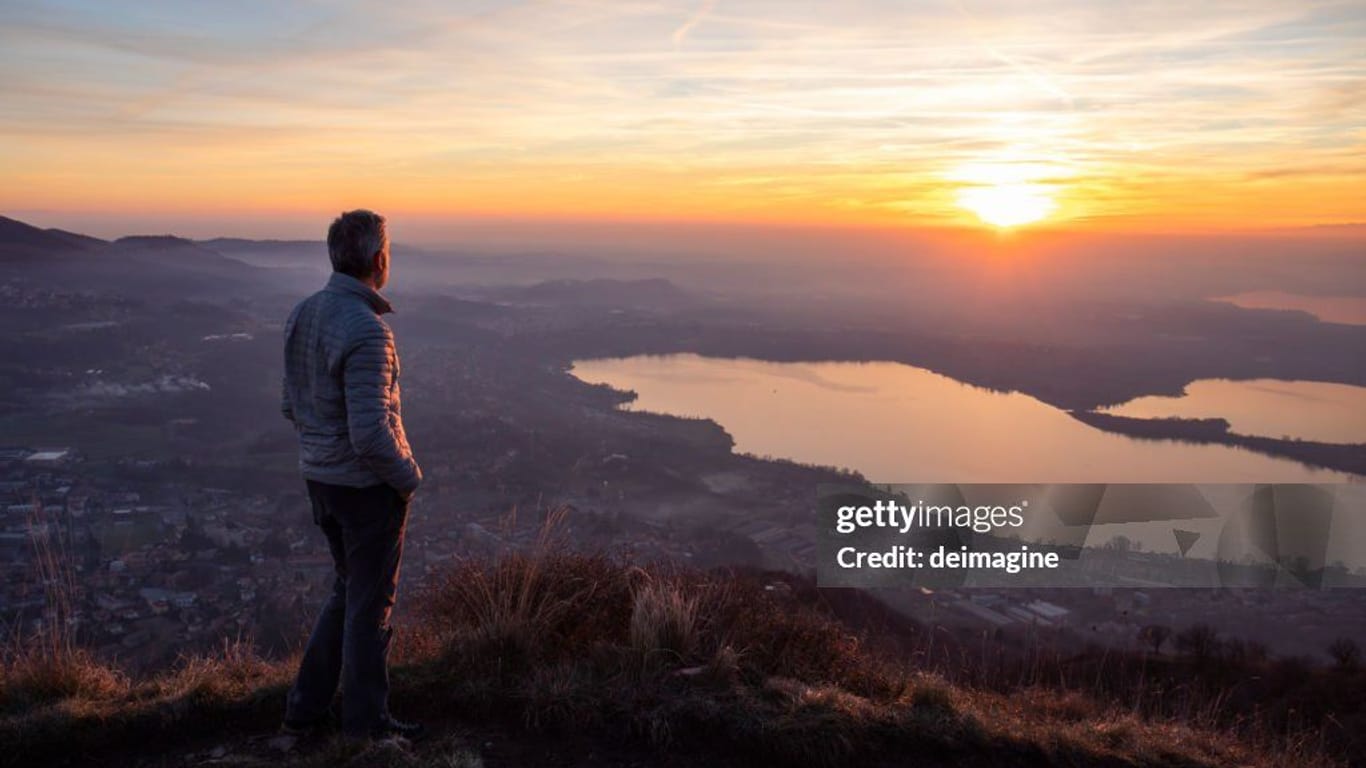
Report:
144,636,293,707
407,547,1343,768
0,529,1355,768
2,503,129,713
0,642,128,713
628,578,700,660
0,505,295,764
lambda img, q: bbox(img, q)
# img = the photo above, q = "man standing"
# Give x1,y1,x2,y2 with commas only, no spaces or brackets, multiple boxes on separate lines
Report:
280,209,423,741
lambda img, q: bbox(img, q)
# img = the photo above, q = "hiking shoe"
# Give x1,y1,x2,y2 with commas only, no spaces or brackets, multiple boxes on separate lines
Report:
372,716,425,742
280,717,327,738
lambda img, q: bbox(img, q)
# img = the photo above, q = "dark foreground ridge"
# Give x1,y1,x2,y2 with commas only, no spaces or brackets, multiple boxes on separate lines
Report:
2,548,1359,768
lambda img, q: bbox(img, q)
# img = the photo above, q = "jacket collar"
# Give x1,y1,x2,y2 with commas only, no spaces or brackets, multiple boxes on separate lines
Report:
324,272,394,315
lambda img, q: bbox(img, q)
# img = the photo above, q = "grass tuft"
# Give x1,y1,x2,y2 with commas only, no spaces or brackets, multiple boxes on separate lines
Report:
0,643,127,713
629,578,700,661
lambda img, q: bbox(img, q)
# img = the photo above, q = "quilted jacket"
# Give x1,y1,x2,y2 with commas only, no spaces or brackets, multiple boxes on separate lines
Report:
281,272,422,498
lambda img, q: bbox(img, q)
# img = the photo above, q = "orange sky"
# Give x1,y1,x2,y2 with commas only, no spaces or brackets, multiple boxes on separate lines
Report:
2,1,1363,238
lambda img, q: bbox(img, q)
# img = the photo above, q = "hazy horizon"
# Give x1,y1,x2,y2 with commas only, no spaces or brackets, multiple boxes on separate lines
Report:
6,209,1366,258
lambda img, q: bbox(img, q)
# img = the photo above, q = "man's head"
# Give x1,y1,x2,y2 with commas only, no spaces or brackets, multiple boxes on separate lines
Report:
327,209,390,290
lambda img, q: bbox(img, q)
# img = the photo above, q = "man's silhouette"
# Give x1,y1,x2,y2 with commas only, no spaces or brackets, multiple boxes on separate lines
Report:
280,209,423,741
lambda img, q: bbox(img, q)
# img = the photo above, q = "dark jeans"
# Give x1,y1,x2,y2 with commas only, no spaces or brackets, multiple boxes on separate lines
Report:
285,480,409,737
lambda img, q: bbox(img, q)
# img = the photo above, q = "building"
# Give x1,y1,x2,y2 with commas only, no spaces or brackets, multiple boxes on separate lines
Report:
25,449,72,466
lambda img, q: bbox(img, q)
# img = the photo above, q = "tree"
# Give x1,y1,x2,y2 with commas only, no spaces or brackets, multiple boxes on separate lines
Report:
1175,623,1220,663
1139,624,1172,654
1328,636,1361,669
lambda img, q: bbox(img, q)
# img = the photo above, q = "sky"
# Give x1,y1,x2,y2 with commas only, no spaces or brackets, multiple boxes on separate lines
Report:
1,0,1364,240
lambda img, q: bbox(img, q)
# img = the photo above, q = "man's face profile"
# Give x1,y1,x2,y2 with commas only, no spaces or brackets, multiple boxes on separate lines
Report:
372,238,390,290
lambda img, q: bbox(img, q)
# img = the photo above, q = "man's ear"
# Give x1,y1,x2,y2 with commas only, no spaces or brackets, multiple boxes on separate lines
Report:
372,249,387,275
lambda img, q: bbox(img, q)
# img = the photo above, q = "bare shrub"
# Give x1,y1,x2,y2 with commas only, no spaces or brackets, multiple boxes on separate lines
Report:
1328,637,1360,669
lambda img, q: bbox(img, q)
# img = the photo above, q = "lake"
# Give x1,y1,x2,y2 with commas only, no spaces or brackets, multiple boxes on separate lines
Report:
1103,379,1366,445
570,354,1359,483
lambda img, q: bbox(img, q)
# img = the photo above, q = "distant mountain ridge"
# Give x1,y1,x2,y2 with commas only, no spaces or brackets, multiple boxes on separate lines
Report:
0,215,312,263
0,215,698,302
0,214,284,296
114,234,201,249
0,215,107,256
200,237,319,249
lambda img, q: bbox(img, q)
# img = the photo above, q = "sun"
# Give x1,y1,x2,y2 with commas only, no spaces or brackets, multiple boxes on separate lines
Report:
956,183,1056,229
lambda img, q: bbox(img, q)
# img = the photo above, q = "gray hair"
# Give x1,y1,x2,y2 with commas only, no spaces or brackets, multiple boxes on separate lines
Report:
327,209,387,278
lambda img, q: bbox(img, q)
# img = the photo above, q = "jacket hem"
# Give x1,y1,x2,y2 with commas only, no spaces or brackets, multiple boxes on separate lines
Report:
300,466,386,489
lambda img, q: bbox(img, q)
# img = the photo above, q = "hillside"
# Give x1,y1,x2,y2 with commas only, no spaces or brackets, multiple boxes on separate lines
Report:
0,214,297,297
3,546,1356,768
0,215,106,258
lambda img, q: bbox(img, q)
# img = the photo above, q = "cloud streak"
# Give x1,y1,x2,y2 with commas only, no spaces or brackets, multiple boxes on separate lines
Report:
673,0,718,48
0,0,1362,231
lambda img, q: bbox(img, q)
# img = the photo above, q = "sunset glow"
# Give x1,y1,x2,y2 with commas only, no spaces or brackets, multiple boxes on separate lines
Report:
957,184,1057,229
1,1,1364,237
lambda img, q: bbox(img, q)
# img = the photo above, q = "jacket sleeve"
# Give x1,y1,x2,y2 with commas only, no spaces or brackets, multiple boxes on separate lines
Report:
281,375,294,423
341,322,422,497
281,304,299,424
